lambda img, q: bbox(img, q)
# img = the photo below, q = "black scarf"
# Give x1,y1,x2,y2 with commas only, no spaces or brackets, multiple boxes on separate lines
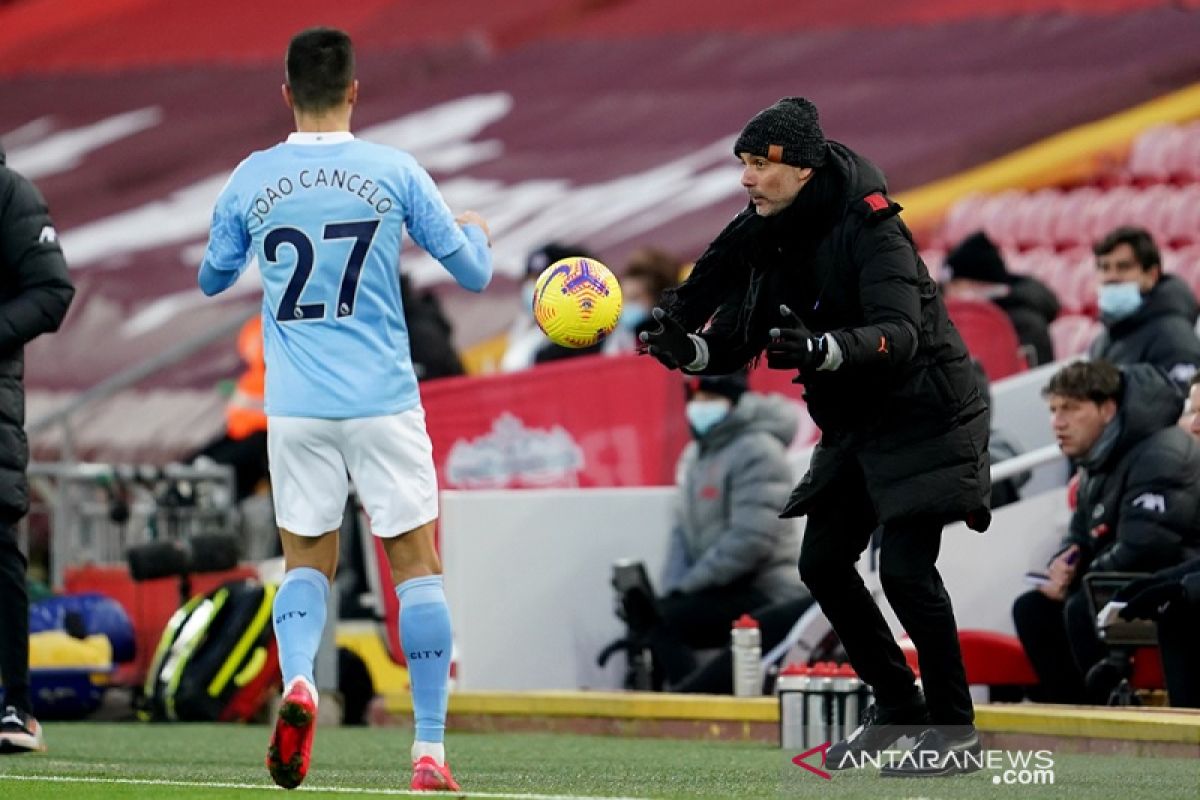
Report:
661,153,847,340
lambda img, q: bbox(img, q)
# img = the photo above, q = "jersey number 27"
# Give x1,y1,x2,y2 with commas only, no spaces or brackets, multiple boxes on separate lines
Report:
265,220,380,322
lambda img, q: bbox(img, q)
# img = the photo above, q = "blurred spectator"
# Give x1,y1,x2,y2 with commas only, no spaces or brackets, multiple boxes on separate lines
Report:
400,273,465,381
0,141,75,754
1012,361,1200,703
945,231,1059,366
196,315,270,501
499,242,599,371
603,247,681,355
637,372,807,690
1088,226,1200,390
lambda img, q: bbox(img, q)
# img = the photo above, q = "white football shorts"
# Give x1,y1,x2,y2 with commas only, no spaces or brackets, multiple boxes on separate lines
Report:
267,407,438,538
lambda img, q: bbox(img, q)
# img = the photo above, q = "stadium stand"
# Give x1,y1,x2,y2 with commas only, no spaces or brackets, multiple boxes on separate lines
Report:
925,120,1200,360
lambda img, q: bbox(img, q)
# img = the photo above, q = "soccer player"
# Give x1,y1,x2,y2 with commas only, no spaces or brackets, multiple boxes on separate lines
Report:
198,27,491,792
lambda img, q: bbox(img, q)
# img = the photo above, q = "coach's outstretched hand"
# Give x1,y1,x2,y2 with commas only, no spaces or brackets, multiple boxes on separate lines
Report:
639,307,696,370
766,304,827,371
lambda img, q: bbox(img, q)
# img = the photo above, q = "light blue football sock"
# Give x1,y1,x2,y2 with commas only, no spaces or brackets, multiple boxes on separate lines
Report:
397,575,453,743
272,567,329,687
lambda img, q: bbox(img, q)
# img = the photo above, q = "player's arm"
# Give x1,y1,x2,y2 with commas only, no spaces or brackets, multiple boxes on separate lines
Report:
197,176,251,297
438,213,492,293
403,159,492,293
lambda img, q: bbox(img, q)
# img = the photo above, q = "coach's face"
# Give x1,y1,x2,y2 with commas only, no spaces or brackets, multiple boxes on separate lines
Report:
739,154,813,217
1047,394,1117,458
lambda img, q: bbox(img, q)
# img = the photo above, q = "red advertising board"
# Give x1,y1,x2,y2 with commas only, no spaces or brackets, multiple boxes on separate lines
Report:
421,353,819,489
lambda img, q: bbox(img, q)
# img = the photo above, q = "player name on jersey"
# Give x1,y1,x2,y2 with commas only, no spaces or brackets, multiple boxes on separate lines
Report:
249,168,394,226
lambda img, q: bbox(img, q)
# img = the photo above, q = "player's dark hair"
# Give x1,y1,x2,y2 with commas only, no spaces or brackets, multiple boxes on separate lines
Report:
1093,225,1161,272
286,27,354,113
1042,360,1122,404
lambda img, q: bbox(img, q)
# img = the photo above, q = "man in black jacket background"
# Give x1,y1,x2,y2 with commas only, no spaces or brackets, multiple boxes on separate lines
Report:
0,143,75,753
1013,361,1200,704
1088,226,1200,390
641,97,991,777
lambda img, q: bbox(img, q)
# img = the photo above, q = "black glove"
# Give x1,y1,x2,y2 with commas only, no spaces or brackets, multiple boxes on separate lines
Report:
1118,579,1186,621
766,304,827,371
638,307,696,370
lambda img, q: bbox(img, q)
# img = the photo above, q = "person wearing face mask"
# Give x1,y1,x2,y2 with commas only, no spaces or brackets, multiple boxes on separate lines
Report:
1088,226,1200,391
642,371,806,690
639,97,991,776
603,248,681,355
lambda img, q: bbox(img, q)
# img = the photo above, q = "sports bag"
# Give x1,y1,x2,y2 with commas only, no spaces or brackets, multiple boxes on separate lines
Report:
140,578,280,722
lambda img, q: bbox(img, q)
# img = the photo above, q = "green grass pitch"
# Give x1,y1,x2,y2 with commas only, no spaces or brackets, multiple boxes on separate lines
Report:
0,722,1196,799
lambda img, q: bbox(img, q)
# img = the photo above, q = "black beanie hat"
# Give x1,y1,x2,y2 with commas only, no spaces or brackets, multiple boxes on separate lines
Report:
686,371,748,404
946,231,1011,285
734,97,827,168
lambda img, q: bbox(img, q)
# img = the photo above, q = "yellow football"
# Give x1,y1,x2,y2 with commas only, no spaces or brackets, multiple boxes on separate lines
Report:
532,256,623,348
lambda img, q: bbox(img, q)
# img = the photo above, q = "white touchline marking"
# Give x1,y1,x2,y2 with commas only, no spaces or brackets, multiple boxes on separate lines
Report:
0,773,651,800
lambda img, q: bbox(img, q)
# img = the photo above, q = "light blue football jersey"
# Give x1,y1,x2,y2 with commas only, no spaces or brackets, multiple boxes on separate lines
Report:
199,132,489,418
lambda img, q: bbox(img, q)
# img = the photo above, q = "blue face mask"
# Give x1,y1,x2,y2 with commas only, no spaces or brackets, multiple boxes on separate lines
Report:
520,281,537,316
686,399,731,437
618,302,651,332
1097,281,1144,321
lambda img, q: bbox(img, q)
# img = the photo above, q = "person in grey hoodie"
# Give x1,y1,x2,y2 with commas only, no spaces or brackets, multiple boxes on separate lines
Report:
649,371,806,688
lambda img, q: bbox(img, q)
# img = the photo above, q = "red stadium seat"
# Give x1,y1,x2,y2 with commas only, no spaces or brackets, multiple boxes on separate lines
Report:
944,297,1027,380
898,630,1037,687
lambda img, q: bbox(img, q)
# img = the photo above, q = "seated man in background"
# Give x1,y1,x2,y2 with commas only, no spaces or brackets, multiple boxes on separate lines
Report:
1088,226,1200,390
944,231,1059,366
646,372,808,690
1107,556,1200,708
1013,360,1200,703
1100,373,1200,708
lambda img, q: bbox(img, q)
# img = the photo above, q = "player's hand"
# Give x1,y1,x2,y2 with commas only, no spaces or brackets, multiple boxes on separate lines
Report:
766,305,826,371
1117,577,1185,621
456,211,491,245
638,307,696,370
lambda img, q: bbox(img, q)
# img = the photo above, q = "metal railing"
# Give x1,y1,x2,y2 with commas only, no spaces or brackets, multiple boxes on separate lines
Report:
23,461,237,589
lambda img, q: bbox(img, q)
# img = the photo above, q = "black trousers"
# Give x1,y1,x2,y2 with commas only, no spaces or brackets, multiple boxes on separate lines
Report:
0,524,30,713
1011,588,1106,704
1158,604,1200,708
797,457,974,726
649,581,772,688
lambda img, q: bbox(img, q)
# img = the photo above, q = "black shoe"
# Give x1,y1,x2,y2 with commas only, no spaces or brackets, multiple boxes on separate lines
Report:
880,726,982,778
826,701,929,771
0,706,45,754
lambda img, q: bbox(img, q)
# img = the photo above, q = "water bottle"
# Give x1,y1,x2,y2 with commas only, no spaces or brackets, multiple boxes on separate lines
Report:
832,663,862,742
730,614,762,697
805,662,835,746
776,663,810,749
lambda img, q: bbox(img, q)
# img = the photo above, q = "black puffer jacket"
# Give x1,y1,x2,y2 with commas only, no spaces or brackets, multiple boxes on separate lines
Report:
1066,364,1200,575
995,275,1059,366
1089,275,1200,389
0,145,75,523
662,142,990,530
